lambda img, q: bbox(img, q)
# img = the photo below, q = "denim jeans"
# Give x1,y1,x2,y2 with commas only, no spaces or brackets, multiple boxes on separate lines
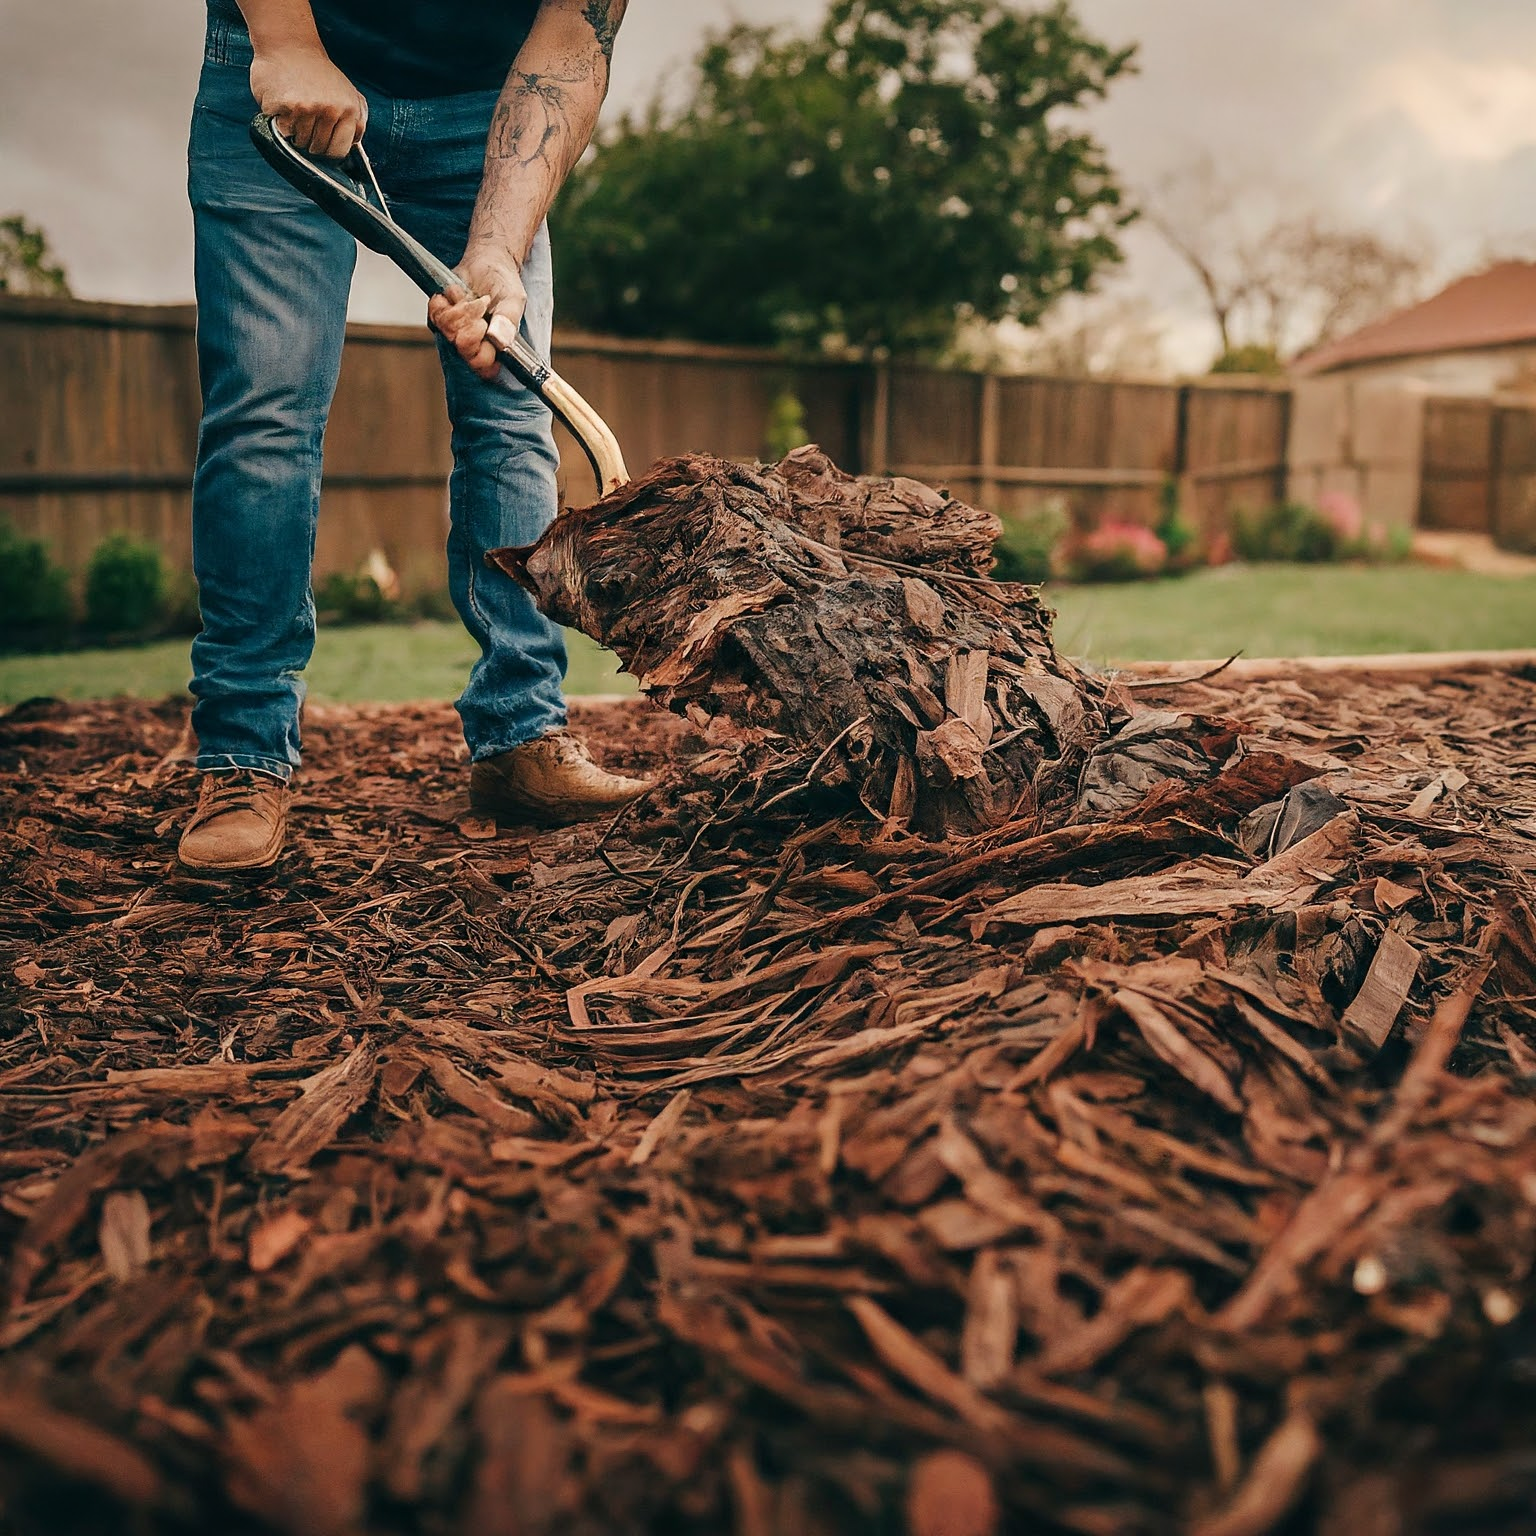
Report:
187,14,568,782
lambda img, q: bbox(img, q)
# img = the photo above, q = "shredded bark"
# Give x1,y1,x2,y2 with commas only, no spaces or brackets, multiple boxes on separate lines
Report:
4,645,1536,1533
491,451,1139,839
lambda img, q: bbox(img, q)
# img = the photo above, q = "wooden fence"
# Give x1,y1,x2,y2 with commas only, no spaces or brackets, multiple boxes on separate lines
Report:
1419,395,1536,553
880,367,1288,540
1,294,1295,593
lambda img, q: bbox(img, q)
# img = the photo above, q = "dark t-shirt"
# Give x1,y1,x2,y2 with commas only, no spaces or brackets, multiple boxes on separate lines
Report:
208,1,541,97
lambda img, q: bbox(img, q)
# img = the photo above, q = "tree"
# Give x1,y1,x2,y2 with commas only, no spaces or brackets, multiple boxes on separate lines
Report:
1147,161,1427,367
554,0,1136,356
0,215,71,297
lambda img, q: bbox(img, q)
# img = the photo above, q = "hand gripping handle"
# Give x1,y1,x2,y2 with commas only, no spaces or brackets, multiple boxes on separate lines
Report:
248,113,628,495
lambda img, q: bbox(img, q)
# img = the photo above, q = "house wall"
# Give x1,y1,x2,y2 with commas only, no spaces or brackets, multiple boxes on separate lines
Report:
1318,345,1536,398
1286,376,1425,532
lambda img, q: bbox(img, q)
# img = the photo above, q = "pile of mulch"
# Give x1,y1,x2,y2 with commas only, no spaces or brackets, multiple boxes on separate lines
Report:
4,662,1536,1536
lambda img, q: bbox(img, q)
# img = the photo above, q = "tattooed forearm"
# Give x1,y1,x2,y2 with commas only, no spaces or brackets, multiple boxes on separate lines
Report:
581,0,627,62
465,0,631,267
486,69,582,172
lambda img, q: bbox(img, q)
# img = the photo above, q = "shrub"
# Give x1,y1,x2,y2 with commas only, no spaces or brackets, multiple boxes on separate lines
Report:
1232,499,1418,565
1372,522,1414,563
1210,343,1283,376
1317,490,1364,547
410,585,459,622
993,500,1069,584
764,389,809,461
315,571,394,625
1065,519,1168,583
1155,477,1198,569
0,521,73,651
85,534,166,637
1231,501,1342,563
1318,494,1414,563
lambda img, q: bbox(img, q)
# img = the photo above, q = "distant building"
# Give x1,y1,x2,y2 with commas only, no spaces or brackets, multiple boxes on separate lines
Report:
1293,261,1536,395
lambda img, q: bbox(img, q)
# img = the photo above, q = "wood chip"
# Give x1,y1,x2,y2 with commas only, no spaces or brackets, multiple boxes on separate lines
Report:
5,589,1534,1532
1341,928,1421,1050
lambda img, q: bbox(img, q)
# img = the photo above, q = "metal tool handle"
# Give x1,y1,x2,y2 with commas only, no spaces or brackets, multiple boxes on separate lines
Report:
248,113,628,495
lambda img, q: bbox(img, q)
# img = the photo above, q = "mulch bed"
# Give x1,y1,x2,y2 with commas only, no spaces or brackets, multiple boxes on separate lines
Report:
3,664,1536,1535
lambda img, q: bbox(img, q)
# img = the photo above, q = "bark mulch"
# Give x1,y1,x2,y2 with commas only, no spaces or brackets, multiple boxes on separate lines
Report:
3,663,1536,1536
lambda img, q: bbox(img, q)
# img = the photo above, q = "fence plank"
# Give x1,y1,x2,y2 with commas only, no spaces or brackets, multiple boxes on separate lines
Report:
1420,398,1496,534
1182,384,1290,541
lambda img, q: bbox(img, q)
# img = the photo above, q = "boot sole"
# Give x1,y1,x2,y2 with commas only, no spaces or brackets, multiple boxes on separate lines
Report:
176,833,286,872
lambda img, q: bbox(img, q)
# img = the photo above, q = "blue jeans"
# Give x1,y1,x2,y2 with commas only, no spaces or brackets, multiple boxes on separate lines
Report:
187,14,568,781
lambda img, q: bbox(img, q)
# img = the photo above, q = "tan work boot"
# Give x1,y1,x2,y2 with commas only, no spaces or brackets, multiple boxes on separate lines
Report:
177,769,291,871
469,730,652,826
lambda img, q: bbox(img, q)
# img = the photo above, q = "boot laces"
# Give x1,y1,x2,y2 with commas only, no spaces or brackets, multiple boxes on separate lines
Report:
197,771,275,822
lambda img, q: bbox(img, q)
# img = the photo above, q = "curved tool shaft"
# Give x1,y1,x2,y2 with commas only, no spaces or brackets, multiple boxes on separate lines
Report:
249,113,628,496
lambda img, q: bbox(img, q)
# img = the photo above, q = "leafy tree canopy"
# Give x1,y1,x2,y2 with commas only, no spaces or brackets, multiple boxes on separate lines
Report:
554,0,1135,356
0,215,71,298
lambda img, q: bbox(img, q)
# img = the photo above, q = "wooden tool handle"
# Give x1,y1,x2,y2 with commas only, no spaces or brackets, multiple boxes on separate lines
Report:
249,113,629,496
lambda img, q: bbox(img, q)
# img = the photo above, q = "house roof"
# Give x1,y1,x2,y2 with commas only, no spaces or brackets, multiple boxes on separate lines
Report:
1293,261,1536,375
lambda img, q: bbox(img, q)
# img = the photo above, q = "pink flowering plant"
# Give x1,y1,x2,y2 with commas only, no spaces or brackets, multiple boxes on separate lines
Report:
1233,496,1413,564
1065,519,1169,583
1317,490,1364,546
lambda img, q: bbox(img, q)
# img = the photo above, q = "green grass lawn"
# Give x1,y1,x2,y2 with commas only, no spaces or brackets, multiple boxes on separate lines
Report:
0,625,631,706
1049,563,1536,665
2,566,1533,706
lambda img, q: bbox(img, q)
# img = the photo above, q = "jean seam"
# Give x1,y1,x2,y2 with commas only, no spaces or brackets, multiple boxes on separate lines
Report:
462,458,499,637
205,17,253,66
471,713,567,763
196,752,293,783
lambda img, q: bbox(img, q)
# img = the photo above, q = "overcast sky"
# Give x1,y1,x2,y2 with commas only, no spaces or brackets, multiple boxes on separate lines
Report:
4,0,1536,368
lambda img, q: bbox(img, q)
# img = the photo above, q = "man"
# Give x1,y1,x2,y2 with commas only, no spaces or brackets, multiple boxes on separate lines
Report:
179,0,646,872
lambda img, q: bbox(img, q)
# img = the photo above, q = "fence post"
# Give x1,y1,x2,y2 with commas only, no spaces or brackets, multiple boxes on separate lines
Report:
868,361,892,475
1488,402,1506,546
1173,382,1196,531
978,372,1000,511
1275,386,1293,509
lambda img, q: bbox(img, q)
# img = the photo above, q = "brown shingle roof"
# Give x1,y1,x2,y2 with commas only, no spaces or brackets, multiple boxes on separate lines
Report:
1293,261,1536,375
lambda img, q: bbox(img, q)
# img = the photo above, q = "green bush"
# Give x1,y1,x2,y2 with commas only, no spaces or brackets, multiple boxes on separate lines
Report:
1378,523,1414,563
410,585,459,622
1210,343,1283,376
0,521,73,651
1232,501,1342,563
1155,477,1198,569
316,571,394,625
993,500,1070,584
85,534,166,637
764,388,809,462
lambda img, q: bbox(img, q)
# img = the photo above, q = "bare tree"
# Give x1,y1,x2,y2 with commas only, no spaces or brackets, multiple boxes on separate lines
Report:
1146,161,1428,366
949,292,1171,378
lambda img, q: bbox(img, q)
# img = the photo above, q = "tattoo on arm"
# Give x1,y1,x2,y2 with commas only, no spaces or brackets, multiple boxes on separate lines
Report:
470,0,629,255
580,0,627,61
487,69,580,171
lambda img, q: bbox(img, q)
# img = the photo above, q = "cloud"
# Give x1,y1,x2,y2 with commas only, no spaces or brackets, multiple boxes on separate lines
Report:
6,0,1536,359
1364,51,1536,163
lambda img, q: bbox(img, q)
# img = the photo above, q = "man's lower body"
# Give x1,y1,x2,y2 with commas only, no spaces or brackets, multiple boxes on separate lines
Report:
180,15,645,870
